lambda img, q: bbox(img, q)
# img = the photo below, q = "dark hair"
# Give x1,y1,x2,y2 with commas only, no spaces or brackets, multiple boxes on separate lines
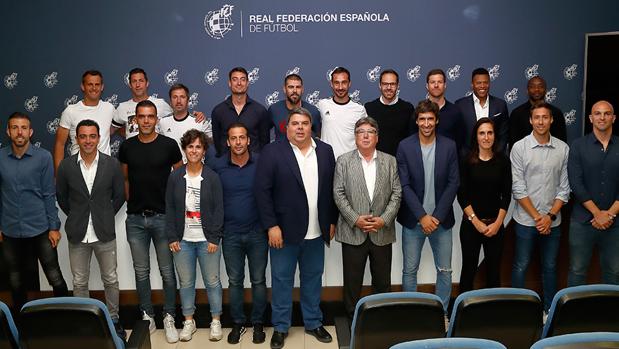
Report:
168,83,190,99
76,119,100,135
7,111,31,126
355,117,379,134
228,67,248,80
530,101,554,118
82,70,103,83
527,75,546,87
180,129,208,151
471,67,489,80
284,73,303,85
380,69,399,84
135,99,157,115
129,68,148,82
414,100,440,121
331,66,350,81
467,117,498,164
287,107,313,123
426,69,446,83
227,122,249,138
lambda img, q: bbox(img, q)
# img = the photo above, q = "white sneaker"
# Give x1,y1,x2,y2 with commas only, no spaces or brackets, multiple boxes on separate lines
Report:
163,313,179,343
179,319,197,342
210,319,223,341
142,312,156,334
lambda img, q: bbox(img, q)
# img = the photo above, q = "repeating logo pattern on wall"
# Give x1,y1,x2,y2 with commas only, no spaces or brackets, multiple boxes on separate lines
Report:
488,65,500,81
25,96,39,112
164,69,179,86
349,90,361,103
47,118,60,134
43,72,58,88
204,68,219,85
406,66,421,82
64,95,79,107
366,65,381,82
110,139,122,158
564,64,578,80
447,65,461,81
123,72,130,86
188,92,199,109
286,66,300,76
306,90,320,106
525,64,539,80
265,91,279,106
326,67,337,81
248,67,260,84
545,87,557,103
4,73,18,89
564,109,577,126
504,88,518,104
204,4,235,40
104,94,119,108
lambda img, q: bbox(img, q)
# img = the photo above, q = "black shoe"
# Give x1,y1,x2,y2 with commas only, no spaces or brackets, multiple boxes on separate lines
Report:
270,331,288,349
113,320,127,342
227,323,246,344
305,326,332,343
253,323,266,344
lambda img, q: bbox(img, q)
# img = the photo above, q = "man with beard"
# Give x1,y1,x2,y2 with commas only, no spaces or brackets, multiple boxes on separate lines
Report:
509,76,567,145
268,74,321,141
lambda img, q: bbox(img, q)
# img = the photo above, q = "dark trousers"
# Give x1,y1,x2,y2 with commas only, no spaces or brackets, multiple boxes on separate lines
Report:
459,219,504,293
342,238,392,318
2,231,68,310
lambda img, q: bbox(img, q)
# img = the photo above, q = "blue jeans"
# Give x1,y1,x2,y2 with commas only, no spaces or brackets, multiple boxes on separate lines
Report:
173,240,223,317
401,224,453,312
222,230,268,325
270,237,325,333
511,223,561,311
126,214,177,316
568,220,619,286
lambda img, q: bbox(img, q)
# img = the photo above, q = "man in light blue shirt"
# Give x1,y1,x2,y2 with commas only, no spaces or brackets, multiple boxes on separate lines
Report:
510,102,570,314
0,112,68,310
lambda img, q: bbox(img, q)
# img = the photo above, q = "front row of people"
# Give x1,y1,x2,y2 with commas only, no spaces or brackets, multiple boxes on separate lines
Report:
0,98,617,349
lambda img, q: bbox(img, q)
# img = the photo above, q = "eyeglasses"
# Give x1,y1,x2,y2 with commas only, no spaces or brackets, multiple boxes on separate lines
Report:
355,129,378,135
380,82,397,87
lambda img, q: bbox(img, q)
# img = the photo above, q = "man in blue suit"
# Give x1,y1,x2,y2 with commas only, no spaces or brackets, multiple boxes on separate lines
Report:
455,67,509,155
396,100,459,313
255,107,337,349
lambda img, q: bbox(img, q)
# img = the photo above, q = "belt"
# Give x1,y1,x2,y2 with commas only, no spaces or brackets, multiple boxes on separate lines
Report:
140,209,159,217
480,217,497,224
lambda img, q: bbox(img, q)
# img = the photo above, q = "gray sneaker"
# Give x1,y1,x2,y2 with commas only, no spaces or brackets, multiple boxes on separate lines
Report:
179,319,197,342
210,319,223,341
141,311,156,334
163,313,179,343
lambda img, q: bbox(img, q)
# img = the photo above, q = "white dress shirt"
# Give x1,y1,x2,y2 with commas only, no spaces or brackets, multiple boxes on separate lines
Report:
473,94,490,120
358,150,377,202
78,151,99,243
290,139,321,240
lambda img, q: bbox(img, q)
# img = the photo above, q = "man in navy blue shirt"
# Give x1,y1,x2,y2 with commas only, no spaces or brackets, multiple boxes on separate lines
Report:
0,112,68,310
211,122,267,345
567,100,619,286
211,67,269,156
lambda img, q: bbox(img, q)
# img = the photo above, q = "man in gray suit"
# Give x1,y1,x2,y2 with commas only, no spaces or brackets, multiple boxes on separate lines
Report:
56,119,126,338
333,116,402,318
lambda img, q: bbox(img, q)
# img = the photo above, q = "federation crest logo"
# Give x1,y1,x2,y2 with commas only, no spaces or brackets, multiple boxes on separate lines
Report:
25,96,39,112
545,87,557,103
525,64,539,80
4,73,18,89
164,69,179,86
151,93,159,98
104,94,119,108
123,72,130,86
47,118,61,134
564,109,576,126
504,88,518,104
488,65,500,81
464,90,473,97
33,141,41,148
447,65,461,81
349,90,361,103
44,72,59,88
366,65,381,82
204,68,219,85
204,4,235,40
563,64,578,80
64,95,79,107
110,139,122,158
286,67,301,76
306,90,320,106
265,91,279,107
248,67,260,84
189,92,199,109
326,66,338,81
407,65,421,82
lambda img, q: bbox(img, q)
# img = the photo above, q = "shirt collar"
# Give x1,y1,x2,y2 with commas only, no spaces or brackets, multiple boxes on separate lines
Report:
8,143,33,158
289,138,317,153
527,133,555,148
472,93,489,109
380,95,399,105
77,151,100,166
588,131,617,145
227,151,254,166
357,149,377,162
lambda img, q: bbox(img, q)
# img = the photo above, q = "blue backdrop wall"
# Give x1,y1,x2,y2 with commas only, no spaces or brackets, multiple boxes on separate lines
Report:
1,1,618,290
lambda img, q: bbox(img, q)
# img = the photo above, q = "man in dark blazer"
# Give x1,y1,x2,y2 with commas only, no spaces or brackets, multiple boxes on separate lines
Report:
396,100,459,313
455,67,509,155
255,107,337,349
333,116,402,319
56,119,126,338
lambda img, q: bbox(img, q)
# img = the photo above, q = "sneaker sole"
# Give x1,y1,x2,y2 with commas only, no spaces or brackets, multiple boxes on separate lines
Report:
180,328,197,342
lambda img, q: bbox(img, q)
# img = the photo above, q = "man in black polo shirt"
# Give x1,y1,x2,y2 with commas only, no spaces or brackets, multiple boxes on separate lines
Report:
211,67,269,156
118,100,183,342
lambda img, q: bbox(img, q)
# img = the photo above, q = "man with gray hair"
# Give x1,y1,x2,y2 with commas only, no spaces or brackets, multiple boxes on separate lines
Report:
333,116,402,318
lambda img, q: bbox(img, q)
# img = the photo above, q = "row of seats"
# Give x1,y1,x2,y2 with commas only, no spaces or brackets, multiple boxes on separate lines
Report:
390,332,619,349
0,297,150,349
348,284,619,349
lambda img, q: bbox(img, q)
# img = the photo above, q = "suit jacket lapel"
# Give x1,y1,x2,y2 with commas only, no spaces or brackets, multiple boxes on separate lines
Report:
351,152,371,204
71,155,91,196
372,153,386,205
283,142,304,187
91,153,105,196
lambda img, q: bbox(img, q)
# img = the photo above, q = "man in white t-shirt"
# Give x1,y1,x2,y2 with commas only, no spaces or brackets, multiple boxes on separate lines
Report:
112,68,206,139
54,70,114,173
317,66,367,159
159,83,213,163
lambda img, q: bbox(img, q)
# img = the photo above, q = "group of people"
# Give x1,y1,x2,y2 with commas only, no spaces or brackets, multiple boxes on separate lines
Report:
0,65,617,349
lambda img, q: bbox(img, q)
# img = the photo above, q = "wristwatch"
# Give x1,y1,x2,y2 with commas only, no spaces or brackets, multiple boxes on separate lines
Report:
548,212,557,221
467,213,476,221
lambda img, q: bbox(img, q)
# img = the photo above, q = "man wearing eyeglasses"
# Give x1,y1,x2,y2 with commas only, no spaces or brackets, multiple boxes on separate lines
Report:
364,69,415,156
333,116,402,319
